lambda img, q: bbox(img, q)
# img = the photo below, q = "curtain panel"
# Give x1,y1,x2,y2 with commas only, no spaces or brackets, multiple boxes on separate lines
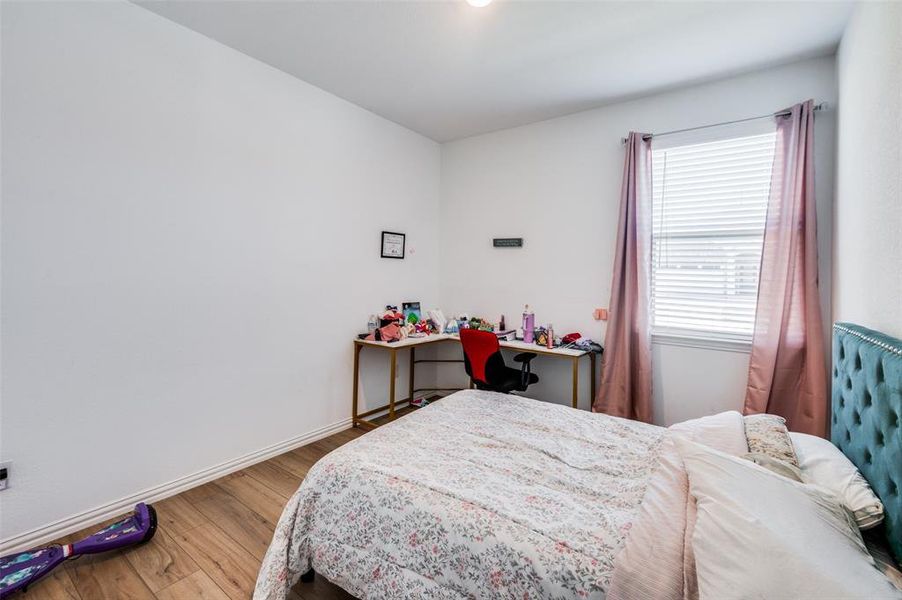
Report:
743,100,828,437
594,132,654,423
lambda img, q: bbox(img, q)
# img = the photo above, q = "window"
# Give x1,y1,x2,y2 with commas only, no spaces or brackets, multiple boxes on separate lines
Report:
651,130,777,348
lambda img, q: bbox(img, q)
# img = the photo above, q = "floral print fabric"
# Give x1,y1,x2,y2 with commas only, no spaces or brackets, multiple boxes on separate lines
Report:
743,414,800,468
254,390,666,600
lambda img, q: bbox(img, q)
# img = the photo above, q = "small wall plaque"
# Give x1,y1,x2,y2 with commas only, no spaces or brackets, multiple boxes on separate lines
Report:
381,231,406,259
493,237,523,248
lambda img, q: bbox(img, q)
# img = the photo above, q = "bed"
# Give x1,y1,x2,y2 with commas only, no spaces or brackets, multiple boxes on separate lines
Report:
255,322,902,599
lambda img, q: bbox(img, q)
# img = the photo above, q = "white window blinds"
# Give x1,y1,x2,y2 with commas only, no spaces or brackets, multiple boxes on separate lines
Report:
651,132,777,344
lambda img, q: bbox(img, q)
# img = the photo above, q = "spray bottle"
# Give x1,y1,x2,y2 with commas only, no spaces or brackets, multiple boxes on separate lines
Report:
522,305,535,344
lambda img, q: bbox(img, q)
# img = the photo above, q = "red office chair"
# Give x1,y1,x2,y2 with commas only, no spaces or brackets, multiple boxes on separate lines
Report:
459,329,539,394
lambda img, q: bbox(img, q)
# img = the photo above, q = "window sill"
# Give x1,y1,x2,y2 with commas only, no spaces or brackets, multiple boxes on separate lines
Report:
651,332,752,354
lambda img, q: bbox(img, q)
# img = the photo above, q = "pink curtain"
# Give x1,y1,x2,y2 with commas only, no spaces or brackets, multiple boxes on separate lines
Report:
594,132,654,423
743,100,827,436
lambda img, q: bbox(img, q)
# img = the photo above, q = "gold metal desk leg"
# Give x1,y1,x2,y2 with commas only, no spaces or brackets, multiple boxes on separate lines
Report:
352,344,362,427
409,346,416,403
572,356,579,409
389,349,397,420
589,352,597,409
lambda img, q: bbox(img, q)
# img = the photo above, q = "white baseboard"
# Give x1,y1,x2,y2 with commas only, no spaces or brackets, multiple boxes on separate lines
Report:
0,417,353,555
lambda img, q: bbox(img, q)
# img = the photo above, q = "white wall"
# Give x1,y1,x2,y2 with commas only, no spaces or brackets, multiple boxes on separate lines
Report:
0,2,849,546
439,56,837,425
834,2,902,339
0,0,440,543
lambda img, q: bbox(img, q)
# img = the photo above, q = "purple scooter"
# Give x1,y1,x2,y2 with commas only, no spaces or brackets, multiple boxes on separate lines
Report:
0,503,157,597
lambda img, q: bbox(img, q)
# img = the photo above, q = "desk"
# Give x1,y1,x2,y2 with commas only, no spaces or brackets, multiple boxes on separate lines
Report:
352,334,597,429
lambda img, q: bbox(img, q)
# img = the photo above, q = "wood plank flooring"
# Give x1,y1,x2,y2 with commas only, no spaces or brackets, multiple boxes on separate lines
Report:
30,428,364,600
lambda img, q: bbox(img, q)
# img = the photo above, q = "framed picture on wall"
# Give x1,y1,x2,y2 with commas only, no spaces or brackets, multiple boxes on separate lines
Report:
381,231,406,259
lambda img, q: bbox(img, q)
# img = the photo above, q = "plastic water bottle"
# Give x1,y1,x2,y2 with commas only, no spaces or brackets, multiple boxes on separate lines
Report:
522,305,535,344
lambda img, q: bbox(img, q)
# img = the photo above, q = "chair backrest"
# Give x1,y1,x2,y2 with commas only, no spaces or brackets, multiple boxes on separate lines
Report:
459,329,501,384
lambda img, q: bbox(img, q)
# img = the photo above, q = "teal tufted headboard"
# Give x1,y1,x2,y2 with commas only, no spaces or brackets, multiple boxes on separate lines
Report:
832,322,902,564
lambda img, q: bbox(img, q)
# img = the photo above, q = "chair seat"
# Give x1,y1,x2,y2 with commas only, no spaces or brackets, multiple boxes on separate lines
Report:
475,367,539,394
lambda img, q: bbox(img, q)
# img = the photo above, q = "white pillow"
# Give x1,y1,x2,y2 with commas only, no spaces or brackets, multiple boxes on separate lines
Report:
790,431,885,529
676,437,900,600
668,410,748,456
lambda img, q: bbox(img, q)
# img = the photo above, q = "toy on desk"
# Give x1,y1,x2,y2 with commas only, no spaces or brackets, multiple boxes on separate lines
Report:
380,306,404,327
465,317,493,332
366,322,402,342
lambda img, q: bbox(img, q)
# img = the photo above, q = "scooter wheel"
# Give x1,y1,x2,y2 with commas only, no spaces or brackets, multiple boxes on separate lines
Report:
141,504,159,545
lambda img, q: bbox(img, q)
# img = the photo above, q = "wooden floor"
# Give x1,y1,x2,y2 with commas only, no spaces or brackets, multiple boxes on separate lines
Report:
31,428,365,600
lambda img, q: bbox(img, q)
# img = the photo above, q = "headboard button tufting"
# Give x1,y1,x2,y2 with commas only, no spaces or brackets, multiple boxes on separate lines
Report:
832,322,902,565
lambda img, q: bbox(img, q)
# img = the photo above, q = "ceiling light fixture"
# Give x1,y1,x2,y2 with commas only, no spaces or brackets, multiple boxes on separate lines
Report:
466,0,492,7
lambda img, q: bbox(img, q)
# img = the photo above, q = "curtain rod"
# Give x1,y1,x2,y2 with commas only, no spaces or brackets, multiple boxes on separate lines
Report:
620,102,827,145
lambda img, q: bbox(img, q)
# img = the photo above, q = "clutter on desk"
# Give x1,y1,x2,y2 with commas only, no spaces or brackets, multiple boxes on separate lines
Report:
559,334,604,354
458,315,495,332
428,309,447,333
402,302,421,324
359,303,603,354
363,304,444,342
378,306,404,327
534,327,548,347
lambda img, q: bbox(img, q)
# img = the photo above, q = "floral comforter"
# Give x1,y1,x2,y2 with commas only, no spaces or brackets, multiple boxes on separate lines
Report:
254,390,671,600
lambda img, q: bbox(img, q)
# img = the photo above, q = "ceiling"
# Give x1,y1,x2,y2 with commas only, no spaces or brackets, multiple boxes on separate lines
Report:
137,1,855,142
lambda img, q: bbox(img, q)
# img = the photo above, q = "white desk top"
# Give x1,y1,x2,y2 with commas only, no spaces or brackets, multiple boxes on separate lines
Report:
355,332,588,357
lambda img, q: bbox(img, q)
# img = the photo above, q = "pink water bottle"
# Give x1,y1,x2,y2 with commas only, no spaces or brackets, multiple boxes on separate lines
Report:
522,304,535,344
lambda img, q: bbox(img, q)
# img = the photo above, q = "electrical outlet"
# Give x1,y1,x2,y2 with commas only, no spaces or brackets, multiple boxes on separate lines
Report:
593,308,609,321
0,461,11,491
